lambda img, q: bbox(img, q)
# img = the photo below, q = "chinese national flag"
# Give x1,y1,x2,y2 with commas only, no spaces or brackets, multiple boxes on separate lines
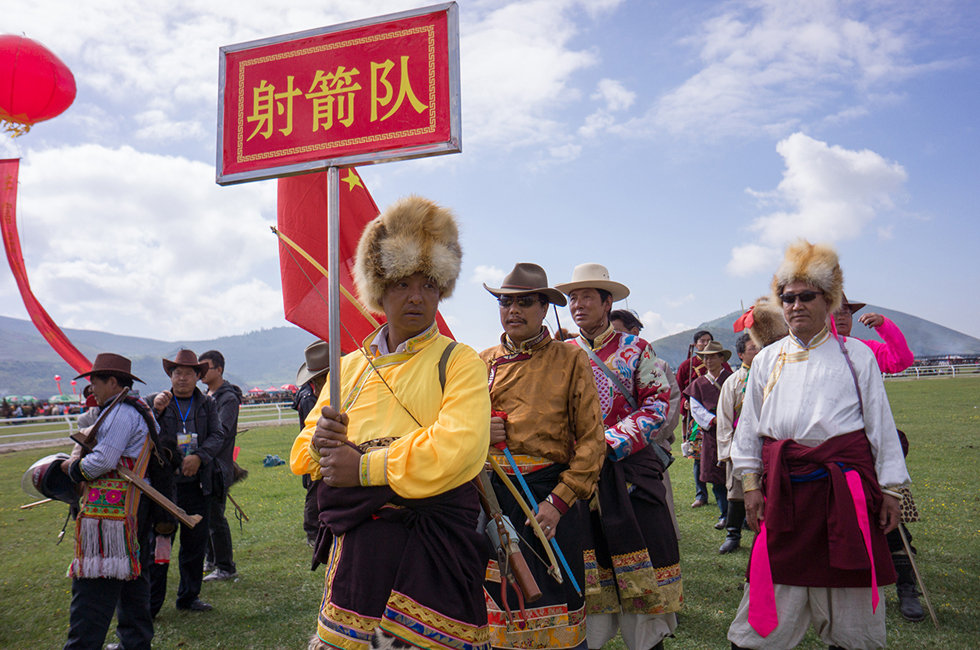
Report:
276,168,453,353
1,158,92,375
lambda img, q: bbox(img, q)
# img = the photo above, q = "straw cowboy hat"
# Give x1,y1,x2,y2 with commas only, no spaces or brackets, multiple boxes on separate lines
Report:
296,340,330,387
162,349,209,377
695,340,732,362
554,263,630,301
74,352,144,383
484,262,566,306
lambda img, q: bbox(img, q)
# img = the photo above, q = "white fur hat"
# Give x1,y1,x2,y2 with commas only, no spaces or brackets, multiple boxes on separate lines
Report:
353,195,462,314
771,239,844,313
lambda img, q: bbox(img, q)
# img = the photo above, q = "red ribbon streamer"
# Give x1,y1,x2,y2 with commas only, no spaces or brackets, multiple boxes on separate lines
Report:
1,158,92,375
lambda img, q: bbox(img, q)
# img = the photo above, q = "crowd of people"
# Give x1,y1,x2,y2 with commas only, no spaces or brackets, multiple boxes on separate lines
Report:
38,195,926,650
1,397,83,418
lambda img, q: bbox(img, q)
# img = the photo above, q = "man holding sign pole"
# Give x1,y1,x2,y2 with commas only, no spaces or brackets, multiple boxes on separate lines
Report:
291,196,492,650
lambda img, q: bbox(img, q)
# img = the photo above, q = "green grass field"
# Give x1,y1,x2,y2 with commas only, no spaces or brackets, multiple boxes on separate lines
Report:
1,377,977,649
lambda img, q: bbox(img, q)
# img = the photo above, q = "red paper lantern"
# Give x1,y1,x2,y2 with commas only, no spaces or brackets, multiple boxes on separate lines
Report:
0,35,76,136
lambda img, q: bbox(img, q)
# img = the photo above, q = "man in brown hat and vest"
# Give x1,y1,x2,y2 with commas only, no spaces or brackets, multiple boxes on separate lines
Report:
555,263,682,650
61,353,163,650
728,240,909,649
148,349,223,614
290,196,492,650
684,341,735,532
291,340,329,547
480,262,606,649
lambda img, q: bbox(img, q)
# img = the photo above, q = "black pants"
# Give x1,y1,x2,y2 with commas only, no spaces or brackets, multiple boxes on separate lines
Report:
303,475,319,543
149,481,212,610
206,490,236,573
65,513,153,649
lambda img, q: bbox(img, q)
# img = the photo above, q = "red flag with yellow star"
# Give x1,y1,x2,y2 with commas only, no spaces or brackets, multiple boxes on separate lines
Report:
276,168,453,353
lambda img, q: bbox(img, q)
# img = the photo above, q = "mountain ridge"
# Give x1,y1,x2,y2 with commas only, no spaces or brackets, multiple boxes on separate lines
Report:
2,305,978,397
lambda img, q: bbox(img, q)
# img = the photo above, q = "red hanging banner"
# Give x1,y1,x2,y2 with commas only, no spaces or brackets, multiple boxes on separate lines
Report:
0,158,92,375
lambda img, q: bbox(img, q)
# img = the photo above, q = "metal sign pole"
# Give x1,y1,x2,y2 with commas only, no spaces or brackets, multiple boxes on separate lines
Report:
327,166,342,410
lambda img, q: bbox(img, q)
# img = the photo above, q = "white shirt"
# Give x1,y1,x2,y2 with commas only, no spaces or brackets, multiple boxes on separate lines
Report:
730,330,909,488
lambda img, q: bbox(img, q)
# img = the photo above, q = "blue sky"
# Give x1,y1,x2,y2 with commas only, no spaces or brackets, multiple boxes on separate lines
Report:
2,0,978,353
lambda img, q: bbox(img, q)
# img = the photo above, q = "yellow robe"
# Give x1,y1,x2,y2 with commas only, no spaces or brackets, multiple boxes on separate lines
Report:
290,323,490,499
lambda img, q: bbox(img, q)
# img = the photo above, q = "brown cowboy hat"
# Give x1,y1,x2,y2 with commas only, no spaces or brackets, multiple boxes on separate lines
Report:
695,340,732,362
554,263,630,302
841,293,866,314
74,352,144,383
296,340,330,386
484,262,566,306
162,349,209,377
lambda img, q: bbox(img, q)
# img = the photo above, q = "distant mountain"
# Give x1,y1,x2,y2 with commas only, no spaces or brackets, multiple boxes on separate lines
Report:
0,315,318,398
3,304,979,397
648,305,980,369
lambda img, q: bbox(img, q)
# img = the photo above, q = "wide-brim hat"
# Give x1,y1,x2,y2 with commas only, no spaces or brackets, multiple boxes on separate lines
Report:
22,452,76,504
353,195,462,314
554,263,630,301
484,262,566,306
296,340,330,387
74,352,144,384
841,293,866,314
162,349,209,377
695,340,732,362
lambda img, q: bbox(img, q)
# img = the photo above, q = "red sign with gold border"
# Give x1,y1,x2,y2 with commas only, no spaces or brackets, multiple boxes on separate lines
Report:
217,3,460,185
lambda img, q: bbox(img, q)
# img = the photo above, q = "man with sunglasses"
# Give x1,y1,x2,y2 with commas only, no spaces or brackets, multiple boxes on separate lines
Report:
480,263,606,650
556,263,681,650
728,241,909,649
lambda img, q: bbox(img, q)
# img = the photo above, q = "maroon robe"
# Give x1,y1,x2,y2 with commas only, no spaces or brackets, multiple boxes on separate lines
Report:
684,368,732,485
747,431,897,588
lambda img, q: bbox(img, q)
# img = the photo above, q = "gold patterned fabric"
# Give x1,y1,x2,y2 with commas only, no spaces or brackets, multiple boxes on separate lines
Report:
480,329,605,507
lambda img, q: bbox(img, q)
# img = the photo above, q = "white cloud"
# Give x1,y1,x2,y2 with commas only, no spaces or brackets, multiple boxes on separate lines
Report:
642,0,934,138
579,78,635,138
470,264,505,287
727,132,907,275
666,293,695,309
8,1,622,165
637,310,690,340
15,144,280,339
592,79,635,112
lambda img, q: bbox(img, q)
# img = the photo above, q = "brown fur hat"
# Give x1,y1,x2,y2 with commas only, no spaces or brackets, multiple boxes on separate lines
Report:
747,296,789,348
771,239,844,313
353,195,462,314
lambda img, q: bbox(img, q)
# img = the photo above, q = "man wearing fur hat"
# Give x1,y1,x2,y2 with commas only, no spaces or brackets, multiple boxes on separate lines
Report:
148,349,224,614
291,196,492,650
715,297,789,556
728,241,909,649
480,262,606,649
60,353,162,649
555,263,681,650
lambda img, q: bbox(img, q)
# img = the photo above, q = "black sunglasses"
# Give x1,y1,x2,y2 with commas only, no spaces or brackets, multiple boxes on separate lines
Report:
498,295,541,308
779,290,823,304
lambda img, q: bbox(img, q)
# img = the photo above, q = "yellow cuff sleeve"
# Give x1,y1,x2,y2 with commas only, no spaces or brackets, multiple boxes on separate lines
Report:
359,449,389,487
742,472,762,492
